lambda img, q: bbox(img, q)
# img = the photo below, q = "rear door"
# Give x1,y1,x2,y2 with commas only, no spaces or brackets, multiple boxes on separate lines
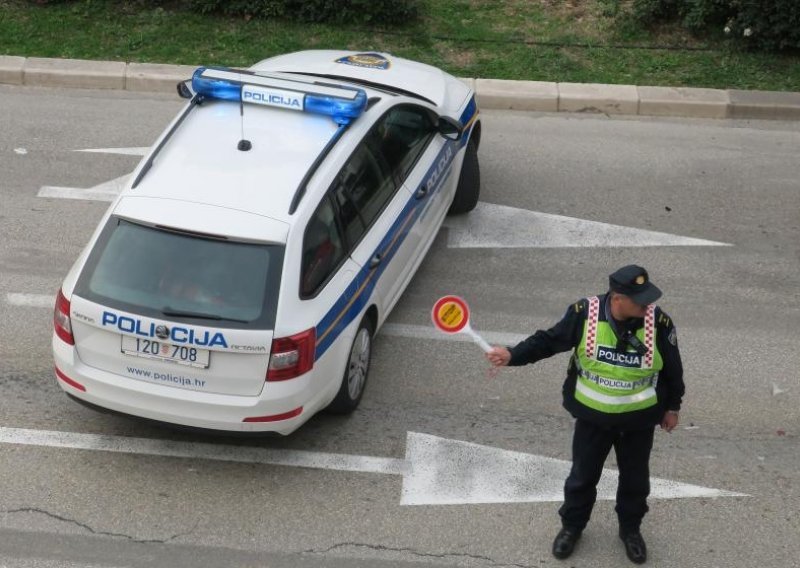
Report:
327,128,414,316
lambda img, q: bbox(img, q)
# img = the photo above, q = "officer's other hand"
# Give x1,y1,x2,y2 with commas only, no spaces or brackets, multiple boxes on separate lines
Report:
660,411,679,433
486,346,511,367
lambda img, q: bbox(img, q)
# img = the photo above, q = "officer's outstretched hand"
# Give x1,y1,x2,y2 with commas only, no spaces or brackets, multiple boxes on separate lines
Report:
486,346,511,367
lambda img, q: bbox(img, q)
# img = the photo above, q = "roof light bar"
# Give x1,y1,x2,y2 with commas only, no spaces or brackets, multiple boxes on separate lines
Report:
191,67,367,125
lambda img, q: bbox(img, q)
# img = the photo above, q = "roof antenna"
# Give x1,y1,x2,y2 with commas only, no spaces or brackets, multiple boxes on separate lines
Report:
238,96,252,152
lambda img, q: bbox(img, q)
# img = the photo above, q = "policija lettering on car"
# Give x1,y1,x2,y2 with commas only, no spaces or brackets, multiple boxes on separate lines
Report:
425,145,454,193
101,311,228,348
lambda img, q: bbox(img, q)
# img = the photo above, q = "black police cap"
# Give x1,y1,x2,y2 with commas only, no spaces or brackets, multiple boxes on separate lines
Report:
609,265,662,305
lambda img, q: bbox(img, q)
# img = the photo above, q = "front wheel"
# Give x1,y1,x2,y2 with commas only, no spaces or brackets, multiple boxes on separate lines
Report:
327,316,374,414
448,138,480,215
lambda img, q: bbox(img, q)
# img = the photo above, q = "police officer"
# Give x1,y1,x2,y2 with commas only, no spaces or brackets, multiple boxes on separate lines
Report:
486,265,684,564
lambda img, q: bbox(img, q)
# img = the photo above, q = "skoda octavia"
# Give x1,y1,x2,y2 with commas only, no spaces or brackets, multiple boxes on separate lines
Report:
52,50,481,434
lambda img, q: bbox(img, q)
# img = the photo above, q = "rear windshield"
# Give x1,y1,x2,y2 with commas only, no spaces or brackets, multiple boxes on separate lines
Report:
74,218,284,329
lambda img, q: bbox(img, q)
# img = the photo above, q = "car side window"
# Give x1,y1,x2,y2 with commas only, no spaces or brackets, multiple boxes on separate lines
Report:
330,143,395,248
301,197,346,298
371,105,437,184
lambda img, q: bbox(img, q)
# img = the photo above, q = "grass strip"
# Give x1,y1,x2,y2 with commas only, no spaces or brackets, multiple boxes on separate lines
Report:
0,0,798,91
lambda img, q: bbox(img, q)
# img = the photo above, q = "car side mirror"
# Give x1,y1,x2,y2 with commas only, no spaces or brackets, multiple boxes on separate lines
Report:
437,116,463,141
177,80,194,99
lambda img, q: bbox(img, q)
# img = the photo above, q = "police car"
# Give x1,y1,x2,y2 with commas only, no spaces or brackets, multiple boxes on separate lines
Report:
52,50,481,434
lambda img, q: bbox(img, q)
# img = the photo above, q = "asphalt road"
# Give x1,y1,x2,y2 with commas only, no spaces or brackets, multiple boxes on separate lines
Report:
1,84,799,568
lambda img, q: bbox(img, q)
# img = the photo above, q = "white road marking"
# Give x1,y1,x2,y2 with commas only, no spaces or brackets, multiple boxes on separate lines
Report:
77,147,149,156
14,148,27,155
36,147,145,202
5,293,53,309
38,174,129,202
442,201,732,248
4,300,521,347
380,323,526,346
0,426,404,476
401,433,748,505
36,163,734,251
0,427,746,506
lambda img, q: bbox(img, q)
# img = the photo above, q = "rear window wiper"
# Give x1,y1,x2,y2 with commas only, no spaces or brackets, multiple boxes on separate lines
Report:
162,306,248,323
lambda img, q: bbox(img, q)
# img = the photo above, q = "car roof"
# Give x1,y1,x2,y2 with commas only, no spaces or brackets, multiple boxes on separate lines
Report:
251,50,453,108
119,53,469,237
129,97,346,225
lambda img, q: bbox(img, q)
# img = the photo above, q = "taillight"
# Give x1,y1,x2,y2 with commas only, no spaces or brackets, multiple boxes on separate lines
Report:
54,289,74,345
267,328,315,381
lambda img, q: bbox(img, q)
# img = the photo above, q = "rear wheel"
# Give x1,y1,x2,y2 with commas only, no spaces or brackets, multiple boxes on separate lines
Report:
448,138,480,215
328,316,374,414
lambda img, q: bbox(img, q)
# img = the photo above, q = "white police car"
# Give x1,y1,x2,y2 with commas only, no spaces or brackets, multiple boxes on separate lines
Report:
52,50,481,434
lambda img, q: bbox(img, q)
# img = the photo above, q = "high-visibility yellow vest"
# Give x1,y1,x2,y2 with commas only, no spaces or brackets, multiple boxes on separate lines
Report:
574,296,663,414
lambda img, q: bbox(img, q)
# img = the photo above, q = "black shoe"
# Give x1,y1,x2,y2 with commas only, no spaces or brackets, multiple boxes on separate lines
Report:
620,530,647,564
552,527,581,560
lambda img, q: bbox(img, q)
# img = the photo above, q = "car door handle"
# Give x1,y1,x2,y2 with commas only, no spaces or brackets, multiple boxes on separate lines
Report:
368,253,383,269
415,185,429,200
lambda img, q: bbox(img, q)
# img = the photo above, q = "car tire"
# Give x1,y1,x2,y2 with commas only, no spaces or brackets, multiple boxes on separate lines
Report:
447,138,480,215
327,316,374,414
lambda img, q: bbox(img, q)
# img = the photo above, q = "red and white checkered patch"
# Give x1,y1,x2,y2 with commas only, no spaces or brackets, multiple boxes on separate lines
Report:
585,296,600,358
643,304,656,368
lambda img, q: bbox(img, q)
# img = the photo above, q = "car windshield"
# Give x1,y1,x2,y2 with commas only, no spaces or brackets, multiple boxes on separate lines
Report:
74,218,283,328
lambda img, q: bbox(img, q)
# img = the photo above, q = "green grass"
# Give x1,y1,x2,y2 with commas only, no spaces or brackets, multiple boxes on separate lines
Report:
1,0,798,91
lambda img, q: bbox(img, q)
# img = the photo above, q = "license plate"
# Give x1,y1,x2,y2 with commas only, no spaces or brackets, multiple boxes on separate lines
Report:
121,336,210,369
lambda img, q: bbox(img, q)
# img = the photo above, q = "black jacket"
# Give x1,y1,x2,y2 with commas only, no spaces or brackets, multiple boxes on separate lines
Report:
508,293,685,429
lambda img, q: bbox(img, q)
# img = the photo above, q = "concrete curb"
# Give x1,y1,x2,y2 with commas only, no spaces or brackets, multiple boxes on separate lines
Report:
2,55,799,121
23,57,126,90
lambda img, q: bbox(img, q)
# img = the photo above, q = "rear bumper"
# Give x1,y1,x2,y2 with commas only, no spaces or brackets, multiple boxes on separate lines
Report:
52,334,333,435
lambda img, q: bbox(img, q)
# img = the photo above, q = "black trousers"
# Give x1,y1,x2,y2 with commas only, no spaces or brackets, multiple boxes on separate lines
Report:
558,418,655,533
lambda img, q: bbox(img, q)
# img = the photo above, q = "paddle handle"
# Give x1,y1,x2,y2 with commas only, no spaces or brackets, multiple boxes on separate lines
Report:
465,327,492,353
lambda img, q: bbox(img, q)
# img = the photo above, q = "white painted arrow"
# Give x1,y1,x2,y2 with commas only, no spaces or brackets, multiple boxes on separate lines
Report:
77,147,150,156
37,150,731,250
401,432,746,505
39,150,731,249
37,147,147,202
38,174,129,202
0,427,745,506
442,202,731,248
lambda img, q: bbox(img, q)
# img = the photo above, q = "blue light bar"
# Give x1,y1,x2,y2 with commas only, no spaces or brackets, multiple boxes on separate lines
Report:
191,67,241,102
305,91,367,125
190,67,367,125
